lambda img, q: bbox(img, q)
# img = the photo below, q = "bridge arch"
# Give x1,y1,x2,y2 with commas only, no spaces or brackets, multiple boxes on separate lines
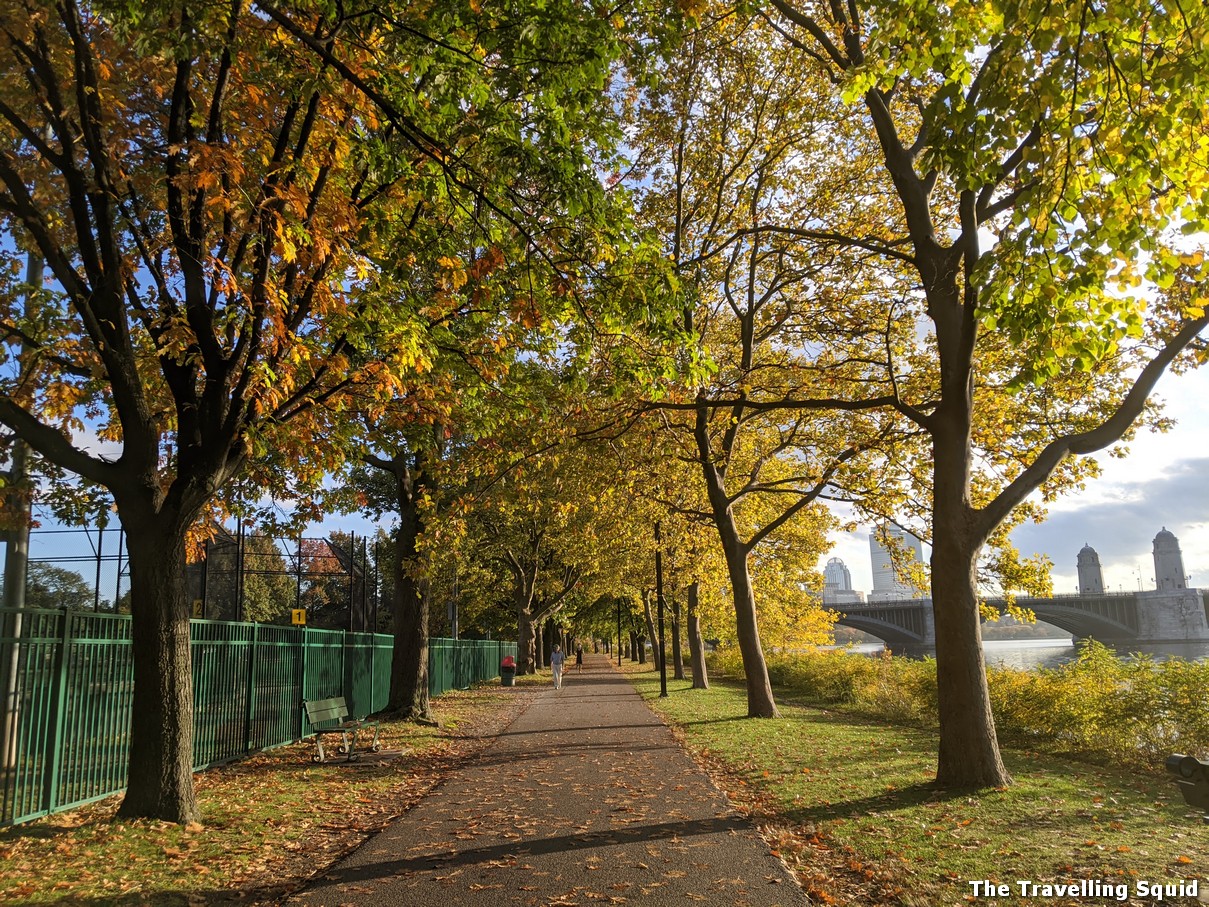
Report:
1020,604,1131,638
835,603,931,646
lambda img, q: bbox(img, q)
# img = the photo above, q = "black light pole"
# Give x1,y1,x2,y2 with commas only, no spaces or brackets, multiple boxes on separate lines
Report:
616,597,622,666
655,522,667,698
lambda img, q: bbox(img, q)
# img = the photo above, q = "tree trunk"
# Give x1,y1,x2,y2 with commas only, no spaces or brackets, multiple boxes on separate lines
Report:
671,590,684,680
387,527,430,720
384,465,432,721
643,592,660,671
517,609,538,675
687,581,708,689
931,421,1010,788
632,630,645,664
696,405,777,717
117,519,199,823
721,534,777,716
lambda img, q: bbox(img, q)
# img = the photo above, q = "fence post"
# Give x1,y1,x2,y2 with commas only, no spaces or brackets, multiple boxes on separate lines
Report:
243,623,258,752
341,629,349,710
367,633,374,714
43,610,73,813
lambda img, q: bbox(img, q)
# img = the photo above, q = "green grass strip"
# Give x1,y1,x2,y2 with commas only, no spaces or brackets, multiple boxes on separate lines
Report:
626,665,1206,906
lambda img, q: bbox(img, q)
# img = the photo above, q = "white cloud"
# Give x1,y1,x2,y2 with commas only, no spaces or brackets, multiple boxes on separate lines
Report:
822,364,1209,597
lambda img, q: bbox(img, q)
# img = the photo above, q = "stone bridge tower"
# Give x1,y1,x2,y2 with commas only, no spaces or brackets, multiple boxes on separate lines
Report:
1152,527,1187,591
1077,543,1104,594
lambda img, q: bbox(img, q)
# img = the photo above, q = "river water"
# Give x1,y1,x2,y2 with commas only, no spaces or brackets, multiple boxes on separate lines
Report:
841,638,1209,670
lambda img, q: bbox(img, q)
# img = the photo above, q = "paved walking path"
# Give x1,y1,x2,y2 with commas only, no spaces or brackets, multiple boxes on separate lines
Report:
290,654,807,906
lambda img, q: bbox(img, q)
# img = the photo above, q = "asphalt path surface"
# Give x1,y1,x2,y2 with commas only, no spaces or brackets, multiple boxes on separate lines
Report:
290,654,807,906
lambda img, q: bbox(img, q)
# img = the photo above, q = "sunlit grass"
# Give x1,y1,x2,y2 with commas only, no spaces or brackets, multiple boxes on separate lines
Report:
625,662,1206,906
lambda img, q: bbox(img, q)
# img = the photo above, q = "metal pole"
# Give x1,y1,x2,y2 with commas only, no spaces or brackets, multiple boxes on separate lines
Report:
114,527,124,610
3,251,41,777
93,524,103,612
295,534,303,612
372,538,379,630
235,522,245,622
616,598,621,666
357,536,367,628
656,522,667,698
347,531,355,632
1,437,31,777
200,537,209,619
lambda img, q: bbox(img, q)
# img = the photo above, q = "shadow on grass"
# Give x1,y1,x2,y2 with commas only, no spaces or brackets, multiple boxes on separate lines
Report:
679,714,749,727
781,781,968,825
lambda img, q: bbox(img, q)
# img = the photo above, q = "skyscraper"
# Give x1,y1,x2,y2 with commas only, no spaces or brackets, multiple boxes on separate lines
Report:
868,524,925,601
822,557,864,605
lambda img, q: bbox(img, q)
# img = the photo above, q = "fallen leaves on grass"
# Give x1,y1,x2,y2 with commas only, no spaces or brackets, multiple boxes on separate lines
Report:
0,686,538,905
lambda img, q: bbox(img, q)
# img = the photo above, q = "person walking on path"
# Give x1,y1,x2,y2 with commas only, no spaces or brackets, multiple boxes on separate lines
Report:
550,644,565,689
574,644,584,672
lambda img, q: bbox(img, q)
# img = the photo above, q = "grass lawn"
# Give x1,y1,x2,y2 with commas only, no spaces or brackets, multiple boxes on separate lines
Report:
0,674,545,905
624,663,1206,907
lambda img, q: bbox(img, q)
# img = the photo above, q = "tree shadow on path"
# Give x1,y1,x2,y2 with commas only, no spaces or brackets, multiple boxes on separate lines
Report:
306,815,752,887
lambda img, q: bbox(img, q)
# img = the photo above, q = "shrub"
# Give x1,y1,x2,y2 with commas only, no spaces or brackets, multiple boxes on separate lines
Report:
706,641,1209,766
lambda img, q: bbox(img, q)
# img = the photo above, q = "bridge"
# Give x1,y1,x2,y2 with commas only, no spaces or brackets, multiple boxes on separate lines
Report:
835,588,1209,647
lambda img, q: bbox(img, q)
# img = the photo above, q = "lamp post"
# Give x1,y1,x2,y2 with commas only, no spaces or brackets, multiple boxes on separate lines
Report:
655,522,667,698
616,597,621,667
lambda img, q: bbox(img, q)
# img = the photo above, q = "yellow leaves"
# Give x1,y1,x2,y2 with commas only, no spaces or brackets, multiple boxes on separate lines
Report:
436,255,468,291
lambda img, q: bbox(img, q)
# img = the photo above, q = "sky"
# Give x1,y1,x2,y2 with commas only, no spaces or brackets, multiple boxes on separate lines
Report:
821,364,1209,598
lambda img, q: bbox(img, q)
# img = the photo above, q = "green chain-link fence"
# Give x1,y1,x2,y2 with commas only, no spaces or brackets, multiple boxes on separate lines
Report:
0,607,513,826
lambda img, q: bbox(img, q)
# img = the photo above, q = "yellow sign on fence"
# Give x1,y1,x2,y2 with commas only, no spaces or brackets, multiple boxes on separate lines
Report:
291,609,307,626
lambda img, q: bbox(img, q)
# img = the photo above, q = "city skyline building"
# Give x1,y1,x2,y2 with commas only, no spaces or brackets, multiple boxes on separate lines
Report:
833,526,1198,599
822,557,865,605
868,524,926,602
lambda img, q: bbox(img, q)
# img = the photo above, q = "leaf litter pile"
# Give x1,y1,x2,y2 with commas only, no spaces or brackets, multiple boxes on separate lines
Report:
0,683,540,905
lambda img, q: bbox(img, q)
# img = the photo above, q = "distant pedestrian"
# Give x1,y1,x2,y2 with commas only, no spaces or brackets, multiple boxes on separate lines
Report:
575,645,584,672
550,645,565,690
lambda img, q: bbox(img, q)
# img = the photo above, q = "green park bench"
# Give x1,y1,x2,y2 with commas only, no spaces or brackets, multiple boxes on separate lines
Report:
302,696,380,763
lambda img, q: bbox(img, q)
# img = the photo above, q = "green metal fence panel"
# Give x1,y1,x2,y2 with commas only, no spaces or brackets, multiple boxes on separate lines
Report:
427,638,509,697
192,620,253,768
51,612,133,815
0,605,516,828
2,608,62,825
248,625,303,753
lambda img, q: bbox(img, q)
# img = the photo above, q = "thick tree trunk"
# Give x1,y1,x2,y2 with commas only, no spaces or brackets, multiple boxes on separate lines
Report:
387,531,430,720
632,630,645,664
385,472,431,721
687,581,708,689
118,520,199,823
931,424,1010,788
